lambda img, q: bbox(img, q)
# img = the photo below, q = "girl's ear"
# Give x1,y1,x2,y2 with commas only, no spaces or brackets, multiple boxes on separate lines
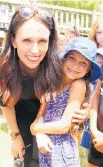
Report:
86,68,90,74
86,64,91,74
11,36,17,48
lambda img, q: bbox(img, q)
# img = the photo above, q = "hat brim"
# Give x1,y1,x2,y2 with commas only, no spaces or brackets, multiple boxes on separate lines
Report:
90,62,102,82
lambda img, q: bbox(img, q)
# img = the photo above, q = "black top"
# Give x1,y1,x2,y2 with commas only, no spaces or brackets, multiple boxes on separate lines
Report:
15,76,40,123
0,75,40,123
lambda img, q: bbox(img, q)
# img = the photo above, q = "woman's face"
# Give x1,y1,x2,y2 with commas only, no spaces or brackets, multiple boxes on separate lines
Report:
96,23,103,47
12,18,50,69
63,51,91,81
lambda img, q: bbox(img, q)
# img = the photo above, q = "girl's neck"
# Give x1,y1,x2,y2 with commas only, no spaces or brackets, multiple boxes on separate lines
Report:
98,45,103,48
63,76,73,86
61,76,73,90
19,60,39,78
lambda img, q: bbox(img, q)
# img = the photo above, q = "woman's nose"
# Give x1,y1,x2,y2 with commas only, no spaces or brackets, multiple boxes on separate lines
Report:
31,43,39,54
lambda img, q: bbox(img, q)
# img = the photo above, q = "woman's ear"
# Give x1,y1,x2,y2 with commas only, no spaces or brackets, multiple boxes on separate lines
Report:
11,36,17,48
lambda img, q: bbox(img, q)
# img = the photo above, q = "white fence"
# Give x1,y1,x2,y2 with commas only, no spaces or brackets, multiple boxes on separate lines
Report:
0,3,103,33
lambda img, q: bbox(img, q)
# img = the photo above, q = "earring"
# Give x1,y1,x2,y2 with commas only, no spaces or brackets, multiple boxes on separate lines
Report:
13,48,16,70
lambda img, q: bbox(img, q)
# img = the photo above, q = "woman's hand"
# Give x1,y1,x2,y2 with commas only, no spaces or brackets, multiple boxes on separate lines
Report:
11,135,25,161
36,133,53,154
72,102,89,125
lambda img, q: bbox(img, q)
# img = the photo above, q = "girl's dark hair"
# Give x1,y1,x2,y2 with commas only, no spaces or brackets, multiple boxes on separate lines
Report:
83,71,91,103
0,8,63,106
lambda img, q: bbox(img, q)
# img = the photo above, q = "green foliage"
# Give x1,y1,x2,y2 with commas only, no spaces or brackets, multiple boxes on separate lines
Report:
0,1,12,8
41,0,103,11
79,146,86,167
0,111,2,116
0,122,8,133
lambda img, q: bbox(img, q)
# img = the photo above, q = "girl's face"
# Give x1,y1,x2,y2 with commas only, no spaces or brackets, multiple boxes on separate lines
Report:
12,18,50,69
63,51,91,81
96,24,103,47
96,54,103,67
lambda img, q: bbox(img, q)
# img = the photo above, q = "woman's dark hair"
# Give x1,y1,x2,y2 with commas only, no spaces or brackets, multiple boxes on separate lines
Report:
0,7,63,106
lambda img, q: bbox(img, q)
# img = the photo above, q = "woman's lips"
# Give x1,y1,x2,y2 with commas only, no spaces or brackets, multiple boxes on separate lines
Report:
26,54,40,62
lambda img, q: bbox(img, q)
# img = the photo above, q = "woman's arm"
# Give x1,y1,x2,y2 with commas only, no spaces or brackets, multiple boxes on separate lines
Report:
34,103,47,122
1,106,25,160
31,79,86,135
1,106,19,133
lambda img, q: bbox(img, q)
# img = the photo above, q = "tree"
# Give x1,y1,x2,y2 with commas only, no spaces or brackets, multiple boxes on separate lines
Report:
40,0,103,12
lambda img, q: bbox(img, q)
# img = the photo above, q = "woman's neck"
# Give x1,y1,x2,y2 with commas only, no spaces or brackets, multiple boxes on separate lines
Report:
19,60,39,78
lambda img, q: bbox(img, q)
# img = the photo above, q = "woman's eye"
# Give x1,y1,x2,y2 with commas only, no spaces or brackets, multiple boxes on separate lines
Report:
23,39,30,42
39,39,47,44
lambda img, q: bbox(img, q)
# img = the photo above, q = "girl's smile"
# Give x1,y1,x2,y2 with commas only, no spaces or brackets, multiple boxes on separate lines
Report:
67,68,80,74
63,51,91,81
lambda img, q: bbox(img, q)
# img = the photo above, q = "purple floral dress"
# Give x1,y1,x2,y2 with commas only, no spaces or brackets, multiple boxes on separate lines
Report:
38,89,80,167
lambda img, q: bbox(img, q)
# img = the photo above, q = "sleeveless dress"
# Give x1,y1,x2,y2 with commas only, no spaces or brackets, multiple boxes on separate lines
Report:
39,89,80,167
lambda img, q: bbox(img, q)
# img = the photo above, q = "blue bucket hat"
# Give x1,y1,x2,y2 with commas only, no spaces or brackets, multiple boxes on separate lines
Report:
97,48,103,56
59,37,102,82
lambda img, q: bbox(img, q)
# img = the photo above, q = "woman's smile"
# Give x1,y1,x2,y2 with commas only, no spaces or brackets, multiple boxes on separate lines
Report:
25,53,41,62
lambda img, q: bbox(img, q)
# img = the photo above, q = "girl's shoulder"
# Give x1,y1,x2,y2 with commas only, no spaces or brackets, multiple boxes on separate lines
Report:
69,79,87,97
57,79,87,97
70,79,86,89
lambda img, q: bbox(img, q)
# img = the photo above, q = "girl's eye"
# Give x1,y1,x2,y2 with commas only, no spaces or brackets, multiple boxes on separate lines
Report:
97,31,101,34
67,56,75,60
80,61,88,66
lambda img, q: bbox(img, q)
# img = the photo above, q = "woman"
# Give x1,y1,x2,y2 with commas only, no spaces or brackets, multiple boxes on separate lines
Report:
0,5,89,167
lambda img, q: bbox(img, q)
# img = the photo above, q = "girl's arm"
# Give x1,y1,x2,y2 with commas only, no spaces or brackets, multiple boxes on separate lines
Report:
34,103,47,122
90,79,102,137
31,79,86,135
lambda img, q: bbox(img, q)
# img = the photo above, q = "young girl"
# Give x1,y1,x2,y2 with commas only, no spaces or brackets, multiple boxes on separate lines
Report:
88,60,103,167
89,16,103,48
86,16,103,167
81,16,103,167
30,37,101,167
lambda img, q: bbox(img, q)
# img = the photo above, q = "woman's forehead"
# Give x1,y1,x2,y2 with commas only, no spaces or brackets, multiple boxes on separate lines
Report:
15,18,50,38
